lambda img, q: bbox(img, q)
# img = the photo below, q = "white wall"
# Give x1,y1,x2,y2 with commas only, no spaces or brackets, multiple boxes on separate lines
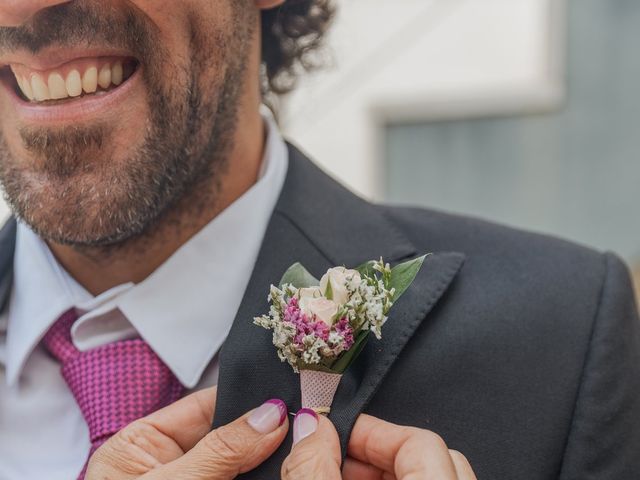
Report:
281,0,561,200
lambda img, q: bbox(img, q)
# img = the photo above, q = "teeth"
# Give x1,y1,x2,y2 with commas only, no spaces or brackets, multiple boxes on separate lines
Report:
48,73,67,100
66,70,82,97
82,67,98,94
18,76,34,101
12,60,132,103
31,74,49,101
111,62,123,86
98,65,111,90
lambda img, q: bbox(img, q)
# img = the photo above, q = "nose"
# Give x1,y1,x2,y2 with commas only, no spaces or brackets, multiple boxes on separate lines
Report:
0,0,72,27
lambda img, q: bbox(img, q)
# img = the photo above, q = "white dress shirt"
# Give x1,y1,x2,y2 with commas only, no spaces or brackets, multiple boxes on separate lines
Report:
0,108,288,480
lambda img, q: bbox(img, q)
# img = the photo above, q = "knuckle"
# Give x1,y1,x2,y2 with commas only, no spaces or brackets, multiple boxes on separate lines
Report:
89,421,159,474
203,426,250,464
117,420,160,447
281,447,326,480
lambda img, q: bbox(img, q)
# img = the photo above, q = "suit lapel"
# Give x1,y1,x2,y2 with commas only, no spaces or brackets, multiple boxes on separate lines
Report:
329,251,465,453
0,218,17,311
213,145,466,478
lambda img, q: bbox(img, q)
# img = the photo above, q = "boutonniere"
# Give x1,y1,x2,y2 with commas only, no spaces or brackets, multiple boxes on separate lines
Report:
254,255,428,414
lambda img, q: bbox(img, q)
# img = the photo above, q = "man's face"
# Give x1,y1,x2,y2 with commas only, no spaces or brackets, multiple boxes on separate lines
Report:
0,0,257,246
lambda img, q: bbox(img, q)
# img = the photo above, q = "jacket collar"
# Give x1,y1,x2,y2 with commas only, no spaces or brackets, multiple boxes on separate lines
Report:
212,143,466,478
0,218,16,312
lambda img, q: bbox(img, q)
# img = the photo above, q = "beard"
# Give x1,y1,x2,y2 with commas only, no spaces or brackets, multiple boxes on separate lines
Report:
0,1,254,247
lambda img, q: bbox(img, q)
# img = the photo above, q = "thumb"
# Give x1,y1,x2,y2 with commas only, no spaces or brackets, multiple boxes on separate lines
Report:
144,399,289,479
281,409,342,480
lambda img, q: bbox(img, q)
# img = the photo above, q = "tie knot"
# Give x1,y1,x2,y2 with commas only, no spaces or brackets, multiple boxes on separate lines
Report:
42,308,80,363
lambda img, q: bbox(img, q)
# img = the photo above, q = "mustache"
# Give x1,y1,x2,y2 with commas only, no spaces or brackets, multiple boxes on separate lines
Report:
0,1,153,57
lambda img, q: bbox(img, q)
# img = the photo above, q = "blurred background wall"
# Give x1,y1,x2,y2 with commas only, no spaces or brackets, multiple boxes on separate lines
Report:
282,0,640,295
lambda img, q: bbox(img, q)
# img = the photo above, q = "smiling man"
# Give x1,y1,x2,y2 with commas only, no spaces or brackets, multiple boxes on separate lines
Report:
0,1,639,480
0,0,268,268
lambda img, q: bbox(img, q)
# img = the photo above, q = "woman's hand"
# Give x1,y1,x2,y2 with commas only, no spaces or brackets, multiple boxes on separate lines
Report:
282,409,477,480
86,387,289,479
87,386,476,479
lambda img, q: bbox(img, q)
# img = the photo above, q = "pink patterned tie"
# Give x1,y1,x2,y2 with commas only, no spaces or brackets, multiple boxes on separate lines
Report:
42,308,185,479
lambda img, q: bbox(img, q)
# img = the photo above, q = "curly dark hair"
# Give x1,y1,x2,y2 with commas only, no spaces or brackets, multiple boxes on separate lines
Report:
261,0,336,96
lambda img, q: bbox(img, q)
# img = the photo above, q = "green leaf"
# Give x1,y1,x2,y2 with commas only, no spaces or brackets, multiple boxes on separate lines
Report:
279,263,320,289
390,254,429,302
355,260,377,278
330,330,371,373
324,276,334,300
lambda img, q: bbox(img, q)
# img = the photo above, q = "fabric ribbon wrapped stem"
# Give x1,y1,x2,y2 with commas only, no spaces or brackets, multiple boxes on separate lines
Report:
300,370,342,415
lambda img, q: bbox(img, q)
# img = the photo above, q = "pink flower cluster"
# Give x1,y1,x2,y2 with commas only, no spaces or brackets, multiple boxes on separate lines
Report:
285,297,329,346
284,297,354,353
333,317,355,350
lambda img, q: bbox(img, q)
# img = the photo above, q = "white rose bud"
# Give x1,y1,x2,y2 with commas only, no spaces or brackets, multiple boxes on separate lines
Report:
300,297,339,326
297,286,323,300
320,267,361,305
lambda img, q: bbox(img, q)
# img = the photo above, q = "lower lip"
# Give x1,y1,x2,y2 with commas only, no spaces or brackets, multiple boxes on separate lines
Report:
0,68,142,124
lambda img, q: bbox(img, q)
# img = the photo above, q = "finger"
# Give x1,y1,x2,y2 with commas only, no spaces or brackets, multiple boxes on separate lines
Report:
342,456,389,480
87,387,219,478
281,409,342,480
348,414,458,479
144,399,289,480
450,450,477,480
144,386,218,452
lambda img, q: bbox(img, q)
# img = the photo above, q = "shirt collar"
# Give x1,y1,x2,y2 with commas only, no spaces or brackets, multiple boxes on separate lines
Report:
5,108,288,388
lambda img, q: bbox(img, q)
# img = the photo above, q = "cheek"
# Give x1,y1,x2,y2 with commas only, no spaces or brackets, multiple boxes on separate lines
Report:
127,0,235,106
108,89,153,153
125,0,193,78
128,0,236,61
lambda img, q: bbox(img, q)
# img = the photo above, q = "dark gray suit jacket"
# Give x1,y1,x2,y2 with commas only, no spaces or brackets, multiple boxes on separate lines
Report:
1,144,639,479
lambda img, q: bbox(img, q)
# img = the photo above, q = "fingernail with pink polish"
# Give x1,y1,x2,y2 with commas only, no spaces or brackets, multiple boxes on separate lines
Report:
248,399,287,433
293,408,318,446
